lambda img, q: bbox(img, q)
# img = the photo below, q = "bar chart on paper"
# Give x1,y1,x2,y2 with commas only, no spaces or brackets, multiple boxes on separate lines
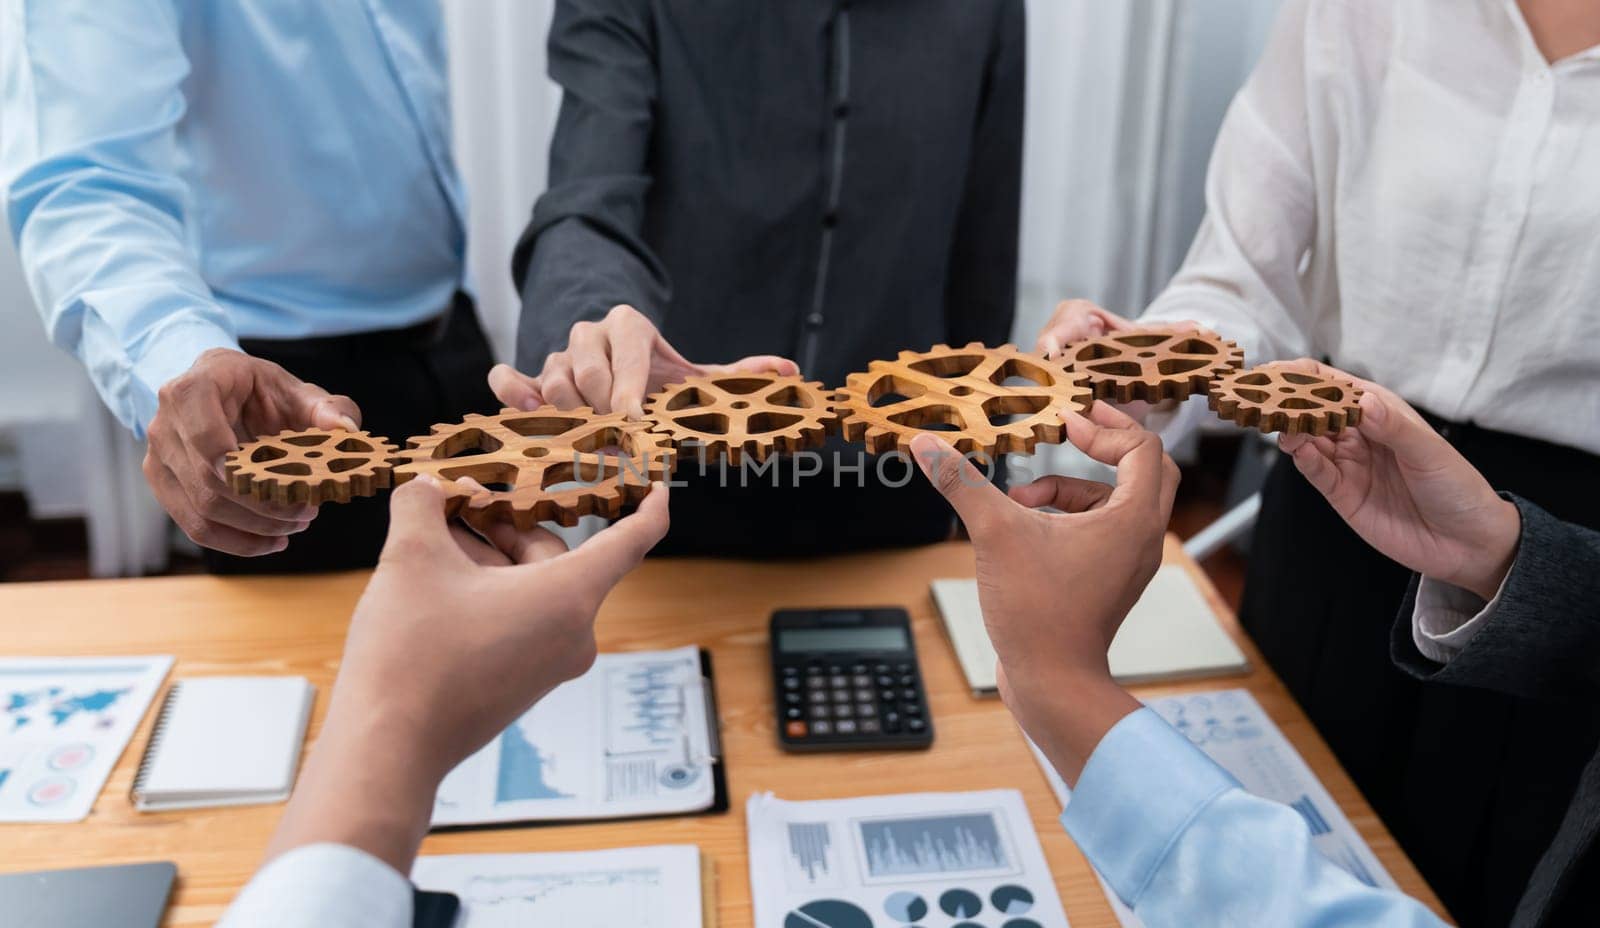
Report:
748,790,1069,928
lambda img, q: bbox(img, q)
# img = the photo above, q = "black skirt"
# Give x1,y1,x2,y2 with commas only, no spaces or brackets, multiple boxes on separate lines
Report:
1241,415,1600,927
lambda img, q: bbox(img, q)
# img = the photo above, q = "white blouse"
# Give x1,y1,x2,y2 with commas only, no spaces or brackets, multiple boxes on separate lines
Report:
1142,0,1600,455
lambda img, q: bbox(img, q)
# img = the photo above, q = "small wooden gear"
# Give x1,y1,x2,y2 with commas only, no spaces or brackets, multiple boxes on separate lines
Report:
643,373,841,464
1209,365,1364,435
392,407,669,528
838,343,1094,456
224,428,398,506
1061,330,1244,403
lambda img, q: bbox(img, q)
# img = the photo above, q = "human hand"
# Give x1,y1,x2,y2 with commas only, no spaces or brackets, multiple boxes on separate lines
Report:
142,348,361,556
488,304,799,418
265,476,670,870
1034,298,1212,358
1273,360,1520,600
910,403,1180,782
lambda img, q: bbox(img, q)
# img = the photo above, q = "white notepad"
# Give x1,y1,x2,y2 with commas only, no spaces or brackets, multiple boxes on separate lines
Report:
932,565,1250,694
131,676,314,811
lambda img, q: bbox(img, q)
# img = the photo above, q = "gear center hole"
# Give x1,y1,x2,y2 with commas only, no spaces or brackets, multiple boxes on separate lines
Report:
304,451,323,458
730,400,750,410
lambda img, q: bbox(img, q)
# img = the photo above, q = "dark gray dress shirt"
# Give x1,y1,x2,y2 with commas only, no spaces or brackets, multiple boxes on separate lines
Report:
512,0,1024,390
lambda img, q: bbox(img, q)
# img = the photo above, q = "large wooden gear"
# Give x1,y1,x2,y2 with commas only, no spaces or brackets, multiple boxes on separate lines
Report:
392,407,669,528
643,373,841,464
838,343,1093,456
1209,365,1364,436
225,428,398,506
1061,330,1244,403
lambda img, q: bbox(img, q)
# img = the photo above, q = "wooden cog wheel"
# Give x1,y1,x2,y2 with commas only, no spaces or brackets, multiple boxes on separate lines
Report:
392,407,669,529
225,428,398,506
1209,365,1364,435
643,373,841,464
839,343,1093,456
1063,330,1243,403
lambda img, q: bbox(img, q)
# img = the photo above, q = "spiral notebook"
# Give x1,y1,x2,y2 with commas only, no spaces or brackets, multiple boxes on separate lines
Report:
131,677,314,812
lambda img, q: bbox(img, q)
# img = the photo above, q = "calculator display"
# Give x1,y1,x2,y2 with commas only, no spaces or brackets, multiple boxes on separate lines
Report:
776,626,909,654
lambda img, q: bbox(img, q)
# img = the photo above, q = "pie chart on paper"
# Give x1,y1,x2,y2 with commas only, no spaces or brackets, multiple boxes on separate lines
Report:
785,899,873,928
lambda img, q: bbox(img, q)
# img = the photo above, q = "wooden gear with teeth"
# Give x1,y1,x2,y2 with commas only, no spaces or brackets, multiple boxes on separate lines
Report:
643,373,841,464
1060,330,1244,403
838,343,1093,457
1209,365,1364,436
391,407,669,529
225,428,397,506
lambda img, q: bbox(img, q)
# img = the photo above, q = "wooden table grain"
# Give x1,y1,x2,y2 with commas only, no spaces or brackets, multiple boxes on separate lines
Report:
0,536,1446,925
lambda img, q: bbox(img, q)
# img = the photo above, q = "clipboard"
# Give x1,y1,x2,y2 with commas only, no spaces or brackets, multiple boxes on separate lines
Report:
431,647,727,833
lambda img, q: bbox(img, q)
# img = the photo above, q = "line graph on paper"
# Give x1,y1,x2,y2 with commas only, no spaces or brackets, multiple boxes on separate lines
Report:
457,867,669,927
854,810,1019,882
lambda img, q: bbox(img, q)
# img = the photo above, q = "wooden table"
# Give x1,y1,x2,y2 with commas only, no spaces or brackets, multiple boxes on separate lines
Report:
0,536,1445,926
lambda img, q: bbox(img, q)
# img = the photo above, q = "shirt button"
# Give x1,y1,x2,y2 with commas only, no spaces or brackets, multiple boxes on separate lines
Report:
822,210,839,229
833,102,851,119
807,313,825,326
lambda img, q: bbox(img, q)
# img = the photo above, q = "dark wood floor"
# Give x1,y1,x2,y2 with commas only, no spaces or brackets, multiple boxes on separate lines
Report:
1,438,1252,608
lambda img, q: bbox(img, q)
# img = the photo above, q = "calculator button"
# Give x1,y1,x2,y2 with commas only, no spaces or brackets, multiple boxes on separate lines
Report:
809,705,831,720
903,702,922,716
879,689,897,704
832,689,852,703
834,704,854,718
786,720,808,738
806,675,825,688
895,662,911,673
827,664,844,674
784,692,802,705
782,677,800,690
782,666,800,677
873,663,889,674
851,663,868,674
785,706,803,720
854,688,875,703
899,674,915,686
908,718,927,733
859,719,882,733
875,674,894,688
812,721,833,735
808,691,828,704
902,688,918,701
852,674,873,688
857,703,877,718
835,720,858,734
884,710,901,726
829,674,849,688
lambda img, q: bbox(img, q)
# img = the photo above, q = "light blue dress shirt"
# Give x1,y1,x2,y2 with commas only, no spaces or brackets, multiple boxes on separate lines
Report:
1062,708,1450,927
0,0,466,438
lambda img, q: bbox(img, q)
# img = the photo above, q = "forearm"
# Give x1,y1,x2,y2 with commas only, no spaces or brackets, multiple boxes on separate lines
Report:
263,701,441,873
1060,709,1446,928
2,0,238,437
1394,496,1600,702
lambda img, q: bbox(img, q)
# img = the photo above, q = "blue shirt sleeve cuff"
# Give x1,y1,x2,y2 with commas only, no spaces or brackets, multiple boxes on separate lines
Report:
1060,707,1238,906
126,317,240,437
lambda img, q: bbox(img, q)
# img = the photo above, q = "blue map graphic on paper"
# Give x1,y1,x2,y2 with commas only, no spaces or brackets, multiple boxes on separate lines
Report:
494,724,573,803
4,686,129,732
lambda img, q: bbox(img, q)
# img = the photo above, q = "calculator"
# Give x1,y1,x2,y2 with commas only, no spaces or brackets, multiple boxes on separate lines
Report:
770,607,934,752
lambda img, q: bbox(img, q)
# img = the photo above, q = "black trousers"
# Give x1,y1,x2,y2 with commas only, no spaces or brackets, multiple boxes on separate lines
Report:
1241,415,1600,927
652,435,956,557
204,295,499,574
